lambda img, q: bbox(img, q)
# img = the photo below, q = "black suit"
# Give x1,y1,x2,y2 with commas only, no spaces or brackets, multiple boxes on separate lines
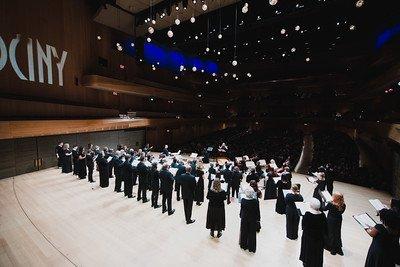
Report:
149,169,160,207
160,169,174,213
137,162,148,202
114,157,124,192
122,159,133,197
86,152,95,183
176,173,196,222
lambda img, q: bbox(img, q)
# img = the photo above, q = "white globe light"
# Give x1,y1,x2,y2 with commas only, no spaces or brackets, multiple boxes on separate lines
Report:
167,30,174,38
232,60,238,66
192,66,197,72
190,16,196,23
281,28,286,34
202,4,208,11
148,27,154,34
305,57,310,62
232,73,237,78
247,73,252,77
218,33,222,39
349,25,356,31
206,47,210,52
295,25,300,31
117,45,123,51
224,72,228,77
242,6,248,13
175,18,180,25
269,0,278,5
291,47,296,52
152,20,156,25
146,37,151,42
356,0,364,8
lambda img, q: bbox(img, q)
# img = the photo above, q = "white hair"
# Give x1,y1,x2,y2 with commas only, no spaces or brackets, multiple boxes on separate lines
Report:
309,198,321,214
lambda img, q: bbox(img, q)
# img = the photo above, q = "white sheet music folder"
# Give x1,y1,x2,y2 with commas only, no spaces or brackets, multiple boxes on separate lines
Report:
353,213,376,229
283,189,291,198
190,153,198,158
273,177,280,183
295,202,310,216
369,199,388,211
320,190,333,202
169,167,178,176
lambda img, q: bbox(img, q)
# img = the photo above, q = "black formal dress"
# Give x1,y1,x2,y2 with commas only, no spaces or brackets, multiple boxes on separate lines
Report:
275,180,292,214
137,162,148,202
97,156,109,188
285,193,304,240
264,177,277,200
160,169,174,213
61,149,72,173
77,153,87,179
313,179,326,203
149,169,160,207
365,224,400,267
176,173,196,223
72,149,79,175
86,152,95,183
55,145,63,168
206,190,226,231
239,198,260,253
300,212,327,267
321,202,346,255
122,159,134,198
113,157,124,192
194,170,205,205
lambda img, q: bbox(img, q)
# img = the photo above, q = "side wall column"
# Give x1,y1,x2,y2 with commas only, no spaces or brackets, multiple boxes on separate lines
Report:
295,134,313,174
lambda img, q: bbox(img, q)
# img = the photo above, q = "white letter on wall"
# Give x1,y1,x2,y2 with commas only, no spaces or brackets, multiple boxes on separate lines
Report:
27,38,35,81
10,34,27,80
51,46,67,86
36,40,52,84
0,36,7,71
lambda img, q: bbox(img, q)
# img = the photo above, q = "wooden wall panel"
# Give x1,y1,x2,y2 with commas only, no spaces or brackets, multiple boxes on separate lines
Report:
0,140,16,179
14,138,37,175
37,136,60,169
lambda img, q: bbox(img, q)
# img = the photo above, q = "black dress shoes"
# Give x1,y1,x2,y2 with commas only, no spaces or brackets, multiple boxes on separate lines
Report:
186,219,195,224
168,209,175,215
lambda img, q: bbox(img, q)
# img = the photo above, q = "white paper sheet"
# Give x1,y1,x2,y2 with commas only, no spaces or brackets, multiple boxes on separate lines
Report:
190,153,198,158
195,176,199,183
170,167,178,176
369,199,388,211
258,159,267,166
353,213,376,229
320,190,333,202
221,182,228,192
235,157,243,162
210,174,216,180
245,161,256,168
283,189,291,198
306,176,318,183
131,160,139,167
273,177,280,183
295,202,310,216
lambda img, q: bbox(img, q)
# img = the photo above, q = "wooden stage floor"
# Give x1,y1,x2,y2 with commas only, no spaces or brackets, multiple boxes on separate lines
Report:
0,167,391,266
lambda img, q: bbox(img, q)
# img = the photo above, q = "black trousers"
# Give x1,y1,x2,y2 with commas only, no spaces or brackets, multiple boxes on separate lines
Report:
183,199,193,222
114,174,122,192
124,178,133,197
162,193,172,212
151,189,159,206
232,186,239,198
87,166,94,182
137,184,147,202
176,185,181,199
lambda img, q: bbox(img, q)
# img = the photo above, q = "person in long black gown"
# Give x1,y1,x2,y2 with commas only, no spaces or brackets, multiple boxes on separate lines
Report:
76,146,87,180
325,163,334,195
159,163,175,215
72,146,79,176
97,151,109,188
320,192,346,255
239,186,260,253
86,148,95,183
206,179,226,238
55,142,63,168
365,208,400,267
285,185,304,240
264,172,277,200
61,143,72,173
194,165,205,206
300,198,327,267
275,175,292,214
149,162,161,208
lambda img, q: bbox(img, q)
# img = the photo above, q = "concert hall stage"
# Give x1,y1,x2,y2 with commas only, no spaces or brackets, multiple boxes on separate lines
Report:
0,166,390,266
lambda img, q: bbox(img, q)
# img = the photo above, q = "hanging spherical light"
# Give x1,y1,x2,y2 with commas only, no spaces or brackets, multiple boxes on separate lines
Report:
151,20,156,25
218,33,222,39
192,66,197,72
190,16,196,23
295,25,300,31
232,60,238,66
148,26,154,34
175,18,180,25
167,30,174,38
206,47,210,52
305,57,310,62
280,28,286,34
202,4,208,11
242,6,248,14
355,0,364,8
269,0,278,5
349,25,356,31
232,73,237,78
247,73,252,77
146,37,151,43
291,47,296,52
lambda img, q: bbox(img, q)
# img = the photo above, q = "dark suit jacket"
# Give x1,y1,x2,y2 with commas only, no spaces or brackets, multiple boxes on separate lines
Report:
160,170,174,194
176,173,196,200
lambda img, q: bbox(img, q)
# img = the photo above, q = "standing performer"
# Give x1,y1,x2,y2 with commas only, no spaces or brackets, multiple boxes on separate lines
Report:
239,186,260,253
176,166,196,224
231,166,242,199
207,163,217,190
275,175,292,214
159,164,175,215
122,154,134,198
77,146,87,180
61,143,72,174
86,146,95,183
137,157,149,203
320,192,346,255
285,185,303,240
194,165,205,206
264,172,277,200
313,171,326,203
113,151,124,192
97,151,110,188
72,146,79,176
206,179,226,238
300,198,327,267
55,142,63,168
149,162,161,208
